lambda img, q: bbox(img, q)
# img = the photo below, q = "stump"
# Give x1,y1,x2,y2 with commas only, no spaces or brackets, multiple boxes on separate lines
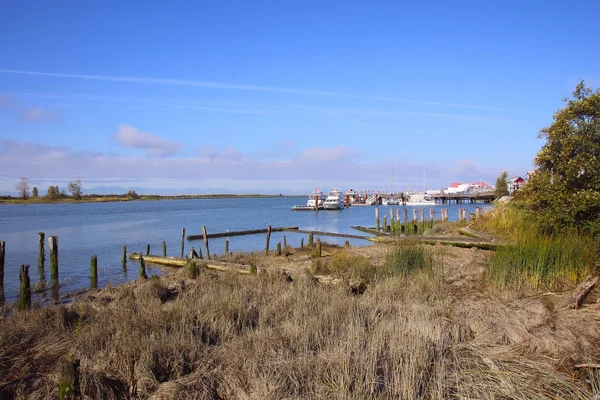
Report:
58,360,80,400
19,264,31,310
139,254,148,280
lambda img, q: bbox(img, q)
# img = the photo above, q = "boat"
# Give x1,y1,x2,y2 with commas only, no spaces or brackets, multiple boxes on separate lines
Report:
404,193,437,206
323,188,345,210
291,188,325,211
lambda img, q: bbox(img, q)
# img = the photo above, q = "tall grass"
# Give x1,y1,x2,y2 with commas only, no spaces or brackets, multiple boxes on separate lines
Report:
474,201,598,290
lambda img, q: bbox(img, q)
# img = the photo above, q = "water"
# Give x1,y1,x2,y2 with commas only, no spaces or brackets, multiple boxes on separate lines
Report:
0,197,490,302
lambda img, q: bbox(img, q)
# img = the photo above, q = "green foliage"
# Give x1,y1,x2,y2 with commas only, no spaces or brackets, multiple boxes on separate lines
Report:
521,81,600,235
383,240,433,278
488,231,596,291
46,185,57,200
494,171,509,198
32,187,38,197
127,189,140,199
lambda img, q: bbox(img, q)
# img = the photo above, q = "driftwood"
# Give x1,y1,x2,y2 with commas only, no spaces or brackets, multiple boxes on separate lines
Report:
572,276,598,309
351,226,388,236
128,253,252,274
312,275,368,294
574,363,600,369
187,226,298,240
284,228,370,240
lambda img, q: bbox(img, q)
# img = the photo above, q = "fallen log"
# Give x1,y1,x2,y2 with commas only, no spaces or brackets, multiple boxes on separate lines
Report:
312,275,368,294
351,226,388,236
572,276,598,309
187,226,298,240
128,253,252,274
284,228,370,240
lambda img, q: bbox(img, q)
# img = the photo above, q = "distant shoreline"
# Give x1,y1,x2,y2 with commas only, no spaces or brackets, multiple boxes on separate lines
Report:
0,193,305,205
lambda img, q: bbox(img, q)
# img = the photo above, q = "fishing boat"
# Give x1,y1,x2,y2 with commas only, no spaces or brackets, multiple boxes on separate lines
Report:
323,188,345,210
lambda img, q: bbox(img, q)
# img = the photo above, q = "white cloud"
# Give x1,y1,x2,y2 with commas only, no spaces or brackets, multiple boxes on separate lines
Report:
0,94,60,122
113,124,182,157
20,107,59,121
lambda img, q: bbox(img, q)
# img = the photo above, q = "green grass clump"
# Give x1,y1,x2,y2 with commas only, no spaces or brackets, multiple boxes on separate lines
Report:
488,231,597,291
312,253,377,282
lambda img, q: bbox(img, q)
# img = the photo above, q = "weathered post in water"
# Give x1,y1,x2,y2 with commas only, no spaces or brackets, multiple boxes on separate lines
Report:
186,258,197,279
49,236,58,282
403,208,408,224
316,239,322,257
146,244,150,256
413,208,418,222
19,264,31,310
202,226,211,260
344,240,350,247
180,228,185,258
162,240,167,257
38,232,45,269
308,232,314,246
283,235,287,248
396,208,401,222
276,242,282,256
58,360,80,400
420,208,424,223
383,216,387,233
139,254,148,280
225,237,229,254
0,241,5,303
300,238,304,248
375,208,380,231
475,207,481,219
90,255,98,289
429,208,434,223
265,225,272,255
122,245,127,268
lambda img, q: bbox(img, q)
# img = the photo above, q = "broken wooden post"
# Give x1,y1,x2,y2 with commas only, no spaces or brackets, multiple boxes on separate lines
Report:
0,241,4,303
249,264,257,275
38,232,45,269
300,238,304,248
276,242,282,256
283,235,287,248
308,232,314,246
390,208,394,222
396,208,401,222
19,264,31,310
225,238,229,254
202,226,210,260
413,208,418,222
403,208,408,224
475,207,481,219
198,247,203,260
90,255,98,289
383,216,387,233
265,225,272,255
139,254,148,280
49,236,58,282
189,247,199,259
316,239,322,257
344,240,350,247
162,240,167,257
375,208,380,231
420,208,424,223
58,360,80,400
186,258,197,279
573,276,598,309
122,244,127,267
146,244,150,256
180,228,185,258
429,208,434,222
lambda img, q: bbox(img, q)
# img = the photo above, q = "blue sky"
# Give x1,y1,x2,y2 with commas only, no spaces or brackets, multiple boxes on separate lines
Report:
1,0,598,194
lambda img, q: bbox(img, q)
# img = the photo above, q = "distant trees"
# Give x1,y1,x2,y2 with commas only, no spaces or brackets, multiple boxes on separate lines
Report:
32,187,39,197
520,81,600,234
494,171,509,199
68,180,82,200
127,189,140,199
46,185,60,200
15,177,31,199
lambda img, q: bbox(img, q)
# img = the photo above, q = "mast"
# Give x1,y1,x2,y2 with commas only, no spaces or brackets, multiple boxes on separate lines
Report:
390,155,393,195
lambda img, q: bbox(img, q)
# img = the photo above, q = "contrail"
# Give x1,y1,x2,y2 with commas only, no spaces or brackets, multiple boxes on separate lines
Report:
0,68,515,112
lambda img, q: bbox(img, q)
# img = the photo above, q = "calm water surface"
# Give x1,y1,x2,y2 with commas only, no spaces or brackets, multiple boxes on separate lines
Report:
0,197,490,302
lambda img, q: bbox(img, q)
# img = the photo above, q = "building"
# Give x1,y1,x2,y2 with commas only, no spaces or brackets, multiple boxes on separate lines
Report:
506,176,524,194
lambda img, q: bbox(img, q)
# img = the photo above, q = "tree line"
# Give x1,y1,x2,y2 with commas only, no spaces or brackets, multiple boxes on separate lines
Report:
14,178,83,200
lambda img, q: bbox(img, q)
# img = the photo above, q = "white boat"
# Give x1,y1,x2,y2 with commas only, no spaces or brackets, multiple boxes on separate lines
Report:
306,188,325,209
404,193,437,206
323,188,345,210
382,196,401,206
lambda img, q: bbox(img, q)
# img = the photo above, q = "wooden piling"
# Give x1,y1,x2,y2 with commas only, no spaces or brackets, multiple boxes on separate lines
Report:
396,208,401,222
190,247,200,259
225,238,229,254
420,208,424,223
413,208,418,222
162,240,167,257
301,238,304,248
265,225,272,255
390,208,394,222
316,239,322,257
19,264,31,310
0,241,4,303
308,232,314,246
403,208,408,224
375,208,380,231
139,254,148,280
180,228,185,258
283,235,287,248
383,216,387,233
186,258,197,279
122,244,127,267
58,360,80,400
202,226,211,260
38,232,45,269
146,244,150,256
90,255,98,289
344,240,350,247
276,242,282,256
475,207,481,219
198,247,203,260
49,236,58,282
429,208,434,222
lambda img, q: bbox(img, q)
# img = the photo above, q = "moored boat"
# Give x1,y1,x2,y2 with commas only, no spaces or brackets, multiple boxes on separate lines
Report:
291,188,325,211
323,188,345,210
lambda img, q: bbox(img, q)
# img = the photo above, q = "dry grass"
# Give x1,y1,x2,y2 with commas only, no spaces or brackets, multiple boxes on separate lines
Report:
0,242,599,399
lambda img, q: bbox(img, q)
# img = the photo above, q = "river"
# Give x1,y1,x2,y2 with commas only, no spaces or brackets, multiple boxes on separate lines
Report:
0,197,491,302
